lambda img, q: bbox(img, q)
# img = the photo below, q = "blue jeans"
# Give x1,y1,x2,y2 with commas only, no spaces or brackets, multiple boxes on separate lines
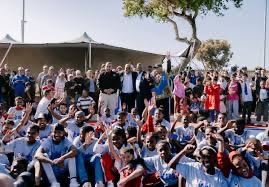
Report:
209,109,219,123
76,152,104,185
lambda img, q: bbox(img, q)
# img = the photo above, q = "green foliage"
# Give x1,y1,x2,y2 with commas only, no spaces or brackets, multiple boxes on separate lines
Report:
195,39,233,70
123,0,244,21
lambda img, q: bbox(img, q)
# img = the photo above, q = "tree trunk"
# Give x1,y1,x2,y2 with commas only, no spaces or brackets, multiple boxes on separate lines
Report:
179,38,201,71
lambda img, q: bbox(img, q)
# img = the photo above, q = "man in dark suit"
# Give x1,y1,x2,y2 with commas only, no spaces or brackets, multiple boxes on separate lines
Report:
119,64,138,112
135,63,155,117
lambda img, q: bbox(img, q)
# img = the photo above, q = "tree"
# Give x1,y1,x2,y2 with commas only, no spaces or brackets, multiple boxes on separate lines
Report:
195,39,233,70
122,0,243,70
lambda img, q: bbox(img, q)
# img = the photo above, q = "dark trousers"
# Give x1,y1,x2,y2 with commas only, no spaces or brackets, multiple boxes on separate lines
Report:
136,94,146,118
256,101,269,122
242,101,252,123
120,92,136,113
156,97,170,122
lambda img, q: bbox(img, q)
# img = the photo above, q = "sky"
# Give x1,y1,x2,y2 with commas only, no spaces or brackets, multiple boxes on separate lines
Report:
0,0,268,69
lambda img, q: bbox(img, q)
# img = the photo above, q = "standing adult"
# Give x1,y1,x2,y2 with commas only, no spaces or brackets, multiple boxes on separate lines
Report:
227,73,240,119
204,77,220,123
12,67,28,97
0,68,9,108
54,73,67,99
154,64,171,122
41,66,57,87
97,62,121,116
36,65,48,97
173,74,185,114
240,73,253,124
64,74,76,107
119,64,137,112
73,70,85,103
85,70,98,103
135,63,154,118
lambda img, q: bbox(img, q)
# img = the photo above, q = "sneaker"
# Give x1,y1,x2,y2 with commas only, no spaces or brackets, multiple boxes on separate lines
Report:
95,181,105,187
70,178,80,187
51,182,61,187
83,182,92,187
107,181,114,187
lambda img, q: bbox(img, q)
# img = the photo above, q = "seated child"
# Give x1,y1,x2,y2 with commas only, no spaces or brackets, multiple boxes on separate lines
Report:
117,147,144,187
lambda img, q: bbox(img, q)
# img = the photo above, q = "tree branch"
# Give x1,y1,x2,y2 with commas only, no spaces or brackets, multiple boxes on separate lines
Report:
166,16,191,45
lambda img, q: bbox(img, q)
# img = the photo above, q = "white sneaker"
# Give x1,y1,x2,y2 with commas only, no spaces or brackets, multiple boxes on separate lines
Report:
95,181,105,187
83,182,92,187
51,182,61,187
107,181,114,187
70,178,80,187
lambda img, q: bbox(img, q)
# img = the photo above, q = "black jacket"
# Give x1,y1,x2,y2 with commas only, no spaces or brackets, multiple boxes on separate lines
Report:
136,71,154,100
97,71,121,93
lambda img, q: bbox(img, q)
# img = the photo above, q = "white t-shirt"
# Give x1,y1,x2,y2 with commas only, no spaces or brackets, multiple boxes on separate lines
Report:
34,97,50,119
140,146,158,158
176,162,228,187
175,125,195,144
225,130,249,146
66,121,86,142
228,173,261,187
7,107,24,125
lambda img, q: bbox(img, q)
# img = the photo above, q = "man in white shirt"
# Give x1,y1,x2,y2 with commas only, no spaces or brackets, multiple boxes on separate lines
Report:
119,64,137,112
240,73,253,124
34,88,54,119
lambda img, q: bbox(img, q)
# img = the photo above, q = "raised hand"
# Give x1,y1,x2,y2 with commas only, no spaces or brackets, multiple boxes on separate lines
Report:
68,106,77,117
183,144,195,154
2,130,14,143
85,131,94,145
25,103,33,114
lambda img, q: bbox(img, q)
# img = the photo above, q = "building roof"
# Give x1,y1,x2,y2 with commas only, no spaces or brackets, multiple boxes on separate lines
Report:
0,33,164,56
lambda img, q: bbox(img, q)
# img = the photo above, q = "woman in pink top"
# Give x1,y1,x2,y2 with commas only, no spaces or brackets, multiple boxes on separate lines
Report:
227,73,240,119
173,74,185,113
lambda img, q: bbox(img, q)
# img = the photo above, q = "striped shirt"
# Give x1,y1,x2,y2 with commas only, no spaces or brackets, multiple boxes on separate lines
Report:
77,96,93,110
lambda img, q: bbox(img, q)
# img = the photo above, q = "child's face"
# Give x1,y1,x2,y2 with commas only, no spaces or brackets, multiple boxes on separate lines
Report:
145,136,157,151
37,118,47,129
2,124,14,135
156,126,167,140
121,152,134,165
154,110,163,121
117,115,126,124
112,134,125,149
157,143,171,161
200,149,216,169
15,99,23,107
59,105,67,114
232,156,250,178
82,90,88,97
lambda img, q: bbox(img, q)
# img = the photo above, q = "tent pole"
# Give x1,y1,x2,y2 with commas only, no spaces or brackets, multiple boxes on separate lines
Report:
89,42,92,69
0,43,13,67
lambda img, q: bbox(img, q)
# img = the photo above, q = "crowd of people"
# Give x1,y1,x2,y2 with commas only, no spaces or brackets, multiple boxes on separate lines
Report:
0,58,268,187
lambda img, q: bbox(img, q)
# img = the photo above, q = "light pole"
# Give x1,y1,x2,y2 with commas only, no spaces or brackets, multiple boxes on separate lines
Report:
21,0,26,43
264,0,268,68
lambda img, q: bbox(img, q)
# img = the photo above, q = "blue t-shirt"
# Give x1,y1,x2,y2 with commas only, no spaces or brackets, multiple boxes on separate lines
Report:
12,75,28,95
40,137,73,176
4,137,41,162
